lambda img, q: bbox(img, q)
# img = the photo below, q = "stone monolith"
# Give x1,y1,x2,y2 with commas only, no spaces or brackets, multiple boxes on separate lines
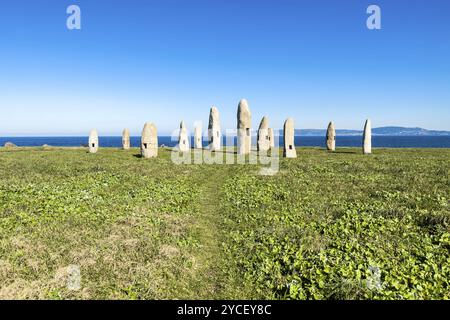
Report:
257,116,270,152
326,121,336,151
283,118,297,158
178,121,190,152
122,128,130,150
89,129,99,153
237,99,251,155
194,124,202,149
363,119,372,154
268,128,275,149
208,106,221,151
141,122,158,158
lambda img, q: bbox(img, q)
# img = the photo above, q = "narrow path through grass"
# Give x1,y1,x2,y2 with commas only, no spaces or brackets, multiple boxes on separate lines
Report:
183,164,234,298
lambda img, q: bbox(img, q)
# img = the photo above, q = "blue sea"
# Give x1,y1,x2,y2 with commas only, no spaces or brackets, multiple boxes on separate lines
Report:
1,136,449,148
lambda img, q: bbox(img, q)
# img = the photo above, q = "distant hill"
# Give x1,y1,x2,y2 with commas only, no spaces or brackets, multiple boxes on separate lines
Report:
296,126,450,136
372,127,450,136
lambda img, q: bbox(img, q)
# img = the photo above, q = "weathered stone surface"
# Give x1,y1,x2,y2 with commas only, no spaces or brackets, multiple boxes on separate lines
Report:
194,123,202,149
88,129,99,153
326,121,336,151
237,99,251,155
283,118,297,158
178,121,190,152
4,142,17,148
208,106,221,151
122,128,130,150
141,122,158,158
268,128,275,149
363,119,372,154
257,116,270,152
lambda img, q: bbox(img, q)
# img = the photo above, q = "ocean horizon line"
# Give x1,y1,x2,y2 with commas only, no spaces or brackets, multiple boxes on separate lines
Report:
1,136,449,149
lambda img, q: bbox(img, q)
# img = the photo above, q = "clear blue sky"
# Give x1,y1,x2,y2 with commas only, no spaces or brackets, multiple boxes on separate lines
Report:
1,0,449,136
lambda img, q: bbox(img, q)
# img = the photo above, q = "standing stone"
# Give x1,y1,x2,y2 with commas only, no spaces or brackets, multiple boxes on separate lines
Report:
268,128,275,149
283,118,297,158
363,119,372,154
237,99,251,155
257,116,270,152
88,129,99,153
208,106,221,151
122,128,130,150
178,121,190,152
326,121,336,151
141,122,158,158
194,123,202,149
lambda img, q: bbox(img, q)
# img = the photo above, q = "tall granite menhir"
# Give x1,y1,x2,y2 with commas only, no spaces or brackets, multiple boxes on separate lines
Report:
283,118,297,158
122,128,130,150
237,99,251,155
268,128,275,149
141,122,158,158
89,129,99,154
326,121,336,151
194,123,202,149
208,106,221,151
257,116,270,152
363,119,372,154
178,121,190,152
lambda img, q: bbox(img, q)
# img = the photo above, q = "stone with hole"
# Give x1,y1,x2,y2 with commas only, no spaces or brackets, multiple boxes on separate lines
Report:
257,116,270,152
283,118,297,158
268,128,275,149
208,106,221,151
141,122,158,158
178,121,190,152
88,129,99,153
194,123,202,149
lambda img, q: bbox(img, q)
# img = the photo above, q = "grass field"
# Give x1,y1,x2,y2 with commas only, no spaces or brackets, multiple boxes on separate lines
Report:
0,147,449,299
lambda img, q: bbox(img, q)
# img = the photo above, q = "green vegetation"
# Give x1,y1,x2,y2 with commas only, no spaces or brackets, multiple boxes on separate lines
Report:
0,147,448,299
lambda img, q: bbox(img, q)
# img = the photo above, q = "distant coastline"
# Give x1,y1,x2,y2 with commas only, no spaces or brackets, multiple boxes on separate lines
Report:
297,126,450,136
